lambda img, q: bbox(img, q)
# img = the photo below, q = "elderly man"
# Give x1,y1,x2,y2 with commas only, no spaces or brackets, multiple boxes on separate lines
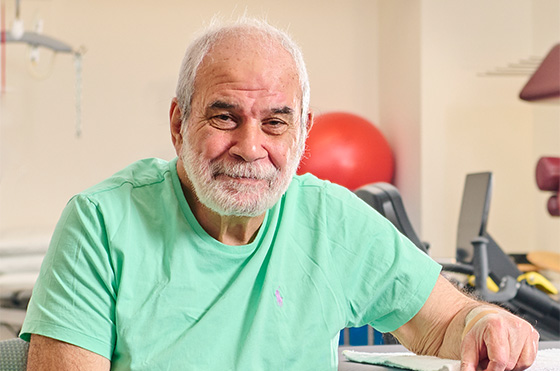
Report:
21,19,538,370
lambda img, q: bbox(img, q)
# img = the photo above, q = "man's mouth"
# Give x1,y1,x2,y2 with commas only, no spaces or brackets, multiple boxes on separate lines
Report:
211,162,278,184
215,173,267,184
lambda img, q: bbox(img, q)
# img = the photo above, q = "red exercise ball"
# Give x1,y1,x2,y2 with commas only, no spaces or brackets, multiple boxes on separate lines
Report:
298,112,394,190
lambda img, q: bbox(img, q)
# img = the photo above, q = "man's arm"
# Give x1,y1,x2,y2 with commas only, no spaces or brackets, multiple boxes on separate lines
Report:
392,275,539,371
27,334,110,371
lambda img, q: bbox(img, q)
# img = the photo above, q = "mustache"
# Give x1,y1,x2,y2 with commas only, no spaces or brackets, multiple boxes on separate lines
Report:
210,160,279,181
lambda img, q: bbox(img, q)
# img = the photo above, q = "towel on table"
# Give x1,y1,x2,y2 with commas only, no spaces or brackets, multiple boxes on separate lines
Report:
342,348,560,371
342,351,459,371
527,349,560,371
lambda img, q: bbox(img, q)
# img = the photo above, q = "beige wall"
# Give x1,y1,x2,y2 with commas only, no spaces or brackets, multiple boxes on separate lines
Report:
531,1,560,258
379,0,559,257
419,0,559,257
1,0,558,257
378,0,422,231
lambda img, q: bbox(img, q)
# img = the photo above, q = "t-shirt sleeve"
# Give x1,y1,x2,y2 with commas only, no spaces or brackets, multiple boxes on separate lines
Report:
328,189,442,334
20,194,116,360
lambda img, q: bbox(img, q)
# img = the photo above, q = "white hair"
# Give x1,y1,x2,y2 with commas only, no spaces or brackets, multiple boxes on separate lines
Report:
175,17,311,133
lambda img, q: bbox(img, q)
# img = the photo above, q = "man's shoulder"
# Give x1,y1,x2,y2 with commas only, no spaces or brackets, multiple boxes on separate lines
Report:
81,157,174,198
286,173,382,217
289,172,354,198
291,172,333,189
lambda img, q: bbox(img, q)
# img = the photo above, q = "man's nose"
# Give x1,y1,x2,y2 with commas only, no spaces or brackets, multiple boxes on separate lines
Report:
229,122,268,162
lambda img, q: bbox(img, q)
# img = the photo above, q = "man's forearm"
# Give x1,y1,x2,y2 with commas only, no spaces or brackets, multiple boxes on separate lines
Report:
392,276,477,357
392,275,538,370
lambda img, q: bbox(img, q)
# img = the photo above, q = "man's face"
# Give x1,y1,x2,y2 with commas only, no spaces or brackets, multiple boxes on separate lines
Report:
179,35,305,217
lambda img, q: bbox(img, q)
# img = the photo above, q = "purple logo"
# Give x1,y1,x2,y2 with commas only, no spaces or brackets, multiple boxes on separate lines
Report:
275,287,283,307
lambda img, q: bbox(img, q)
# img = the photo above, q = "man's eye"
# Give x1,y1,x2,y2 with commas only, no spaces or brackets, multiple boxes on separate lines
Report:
264,120,288,134
211,115,236,129
215,115,232,121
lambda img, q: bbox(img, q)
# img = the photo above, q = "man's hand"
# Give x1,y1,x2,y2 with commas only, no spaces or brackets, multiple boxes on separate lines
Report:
460,308,539,371
392,276,539,371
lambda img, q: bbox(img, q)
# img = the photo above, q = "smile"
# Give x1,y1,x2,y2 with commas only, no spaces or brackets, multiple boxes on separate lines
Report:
215,173,268,184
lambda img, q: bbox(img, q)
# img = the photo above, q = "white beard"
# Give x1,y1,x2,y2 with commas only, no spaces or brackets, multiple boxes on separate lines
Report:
180,133,305,217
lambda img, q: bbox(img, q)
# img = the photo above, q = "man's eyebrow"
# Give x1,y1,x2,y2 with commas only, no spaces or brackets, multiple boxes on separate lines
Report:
207,101,295,116
208,101,237,110
271,106,294,115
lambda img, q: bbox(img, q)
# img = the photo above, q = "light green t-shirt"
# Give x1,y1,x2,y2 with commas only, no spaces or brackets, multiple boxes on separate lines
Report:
21,157,441,370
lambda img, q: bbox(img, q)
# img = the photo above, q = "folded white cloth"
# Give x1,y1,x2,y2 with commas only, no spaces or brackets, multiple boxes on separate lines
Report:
342,348,560,371
342,350,459,371
527,348,560,371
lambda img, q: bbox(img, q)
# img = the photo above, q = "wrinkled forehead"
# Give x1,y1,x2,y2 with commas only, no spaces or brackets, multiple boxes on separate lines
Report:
195,32,301,96
207,31,286,56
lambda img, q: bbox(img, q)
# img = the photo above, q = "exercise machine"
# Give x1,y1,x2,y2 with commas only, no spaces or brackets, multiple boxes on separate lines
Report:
354,174,560,340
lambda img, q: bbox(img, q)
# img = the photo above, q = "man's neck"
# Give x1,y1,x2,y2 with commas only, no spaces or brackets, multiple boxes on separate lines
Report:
177,161,265,246
199,211,266,246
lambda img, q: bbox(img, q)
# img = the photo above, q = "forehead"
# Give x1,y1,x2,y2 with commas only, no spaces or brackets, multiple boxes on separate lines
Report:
193,33,301,103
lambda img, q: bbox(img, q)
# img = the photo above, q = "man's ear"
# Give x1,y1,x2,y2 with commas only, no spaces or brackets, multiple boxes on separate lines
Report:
305,110,314,134
170,98,184,155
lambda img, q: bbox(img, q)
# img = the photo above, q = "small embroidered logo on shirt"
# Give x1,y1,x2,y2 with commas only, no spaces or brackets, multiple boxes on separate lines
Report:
275,287,283,307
